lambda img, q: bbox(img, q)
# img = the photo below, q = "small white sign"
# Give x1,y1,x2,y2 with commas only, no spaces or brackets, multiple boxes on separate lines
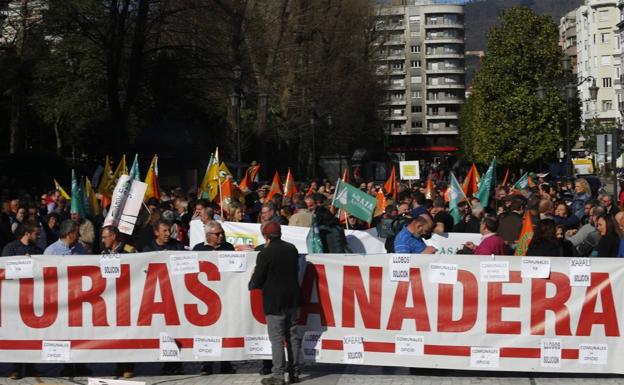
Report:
480,261,509,282
428,263,458,284
5,259,33,279
343,335,364,364
470,347,500,368
399,161,420,180
569,258,591,287
540,339,562,368
88,379,146,385
193,336,222,358
100,254,121,279
159,332,180,361
579,344,607,365
302,331,323,361
389,254,411,282
521,257,551,279
395,335,424,356
41,340,70,362
169,253,199,275
218,252,247,272
245,335,272,355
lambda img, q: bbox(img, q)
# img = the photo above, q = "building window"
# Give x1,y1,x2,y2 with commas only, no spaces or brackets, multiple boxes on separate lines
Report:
601,55,611,66
603,77,612,88
411,120,423,128
411,105,422,113
602,100,613,112
410,76,422,83
411,90,421,98
392,92,404,100
599,10,609,22
601,33,610,43
411,45,420,53
411,60,421,68
391,62,404,70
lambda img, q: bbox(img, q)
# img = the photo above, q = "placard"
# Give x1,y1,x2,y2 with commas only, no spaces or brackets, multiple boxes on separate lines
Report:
428,263,458,284
470,347,500,368
169,253,199,275
521,257,551,279
244,335,272,355
579,344,607,365
480,261,509,282
100,254,121,279
5,258,33,279
41,340,70,362
193,336,222,358
343,335,364,364
302,331,323,361
159,333,180,361
389,254,411,282
569,258,591,287
395,335,424,356
218,252,247,272
399,161,420,180
540,339,561,368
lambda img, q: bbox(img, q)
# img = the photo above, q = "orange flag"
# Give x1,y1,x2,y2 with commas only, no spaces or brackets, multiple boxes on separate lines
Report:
514,211,534,256
383,165,397,200
283,168,298,198
305,185,316,196
374,189,387,217
341,167,349,183
462,164,479,197
144,154,160,201
527,175,536,188
266,171,283,200
502,169,510,186
220,178,241,211
424,175,434,200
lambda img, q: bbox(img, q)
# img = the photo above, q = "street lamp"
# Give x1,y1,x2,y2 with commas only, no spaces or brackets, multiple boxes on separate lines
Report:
537,57,599,177
232,65,243,179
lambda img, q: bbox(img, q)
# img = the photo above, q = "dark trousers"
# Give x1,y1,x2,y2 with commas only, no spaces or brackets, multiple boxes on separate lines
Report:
266,308,300,379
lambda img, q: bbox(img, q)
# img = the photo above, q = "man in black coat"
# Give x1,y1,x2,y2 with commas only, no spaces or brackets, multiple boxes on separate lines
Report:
249,222,303,385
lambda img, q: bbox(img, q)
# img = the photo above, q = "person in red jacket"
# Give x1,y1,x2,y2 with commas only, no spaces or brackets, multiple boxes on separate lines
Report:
464,214,512,255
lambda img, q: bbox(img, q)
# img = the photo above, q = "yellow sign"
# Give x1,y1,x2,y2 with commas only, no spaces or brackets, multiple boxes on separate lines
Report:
399,161,420,180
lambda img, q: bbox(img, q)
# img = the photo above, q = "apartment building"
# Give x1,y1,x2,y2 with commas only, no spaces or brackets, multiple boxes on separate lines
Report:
575,0,621,123
559,10,578,75
375,0,465,156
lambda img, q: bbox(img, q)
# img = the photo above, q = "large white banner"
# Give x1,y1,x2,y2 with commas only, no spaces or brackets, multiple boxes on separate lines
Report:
0,252,622,374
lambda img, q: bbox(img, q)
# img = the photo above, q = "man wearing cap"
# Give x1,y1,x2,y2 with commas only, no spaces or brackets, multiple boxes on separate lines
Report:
249,222,303,385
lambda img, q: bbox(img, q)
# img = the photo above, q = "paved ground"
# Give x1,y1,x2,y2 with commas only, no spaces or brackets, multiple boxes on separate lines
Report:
1,362,623,385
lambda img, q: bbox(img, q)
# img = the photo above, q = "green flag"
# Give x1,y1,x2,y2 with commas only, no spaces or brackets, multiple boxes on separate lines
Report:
129,153,141,181
70,170,86,217
332,179,376,223
475,157,496,208
513,172,529,190
449,172,468,225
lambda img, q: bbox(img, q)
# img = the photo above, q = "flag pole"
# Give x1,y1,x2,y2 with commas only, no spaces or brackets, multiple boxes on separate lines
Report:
218,176,224,222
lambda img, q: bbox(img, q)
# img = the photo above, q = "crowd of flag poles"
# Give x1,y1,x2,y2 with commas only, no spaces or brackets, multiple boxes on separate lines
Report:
54,151,535,255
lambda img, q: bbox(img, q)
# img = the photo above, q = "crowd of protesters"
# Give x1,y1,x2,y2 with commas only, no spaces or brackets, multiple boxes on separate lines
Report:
0,169,622,380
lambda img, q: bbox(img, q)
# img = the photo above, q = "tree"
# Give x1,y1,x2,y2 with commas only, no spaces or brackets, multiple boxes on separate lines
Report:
459,6,571,166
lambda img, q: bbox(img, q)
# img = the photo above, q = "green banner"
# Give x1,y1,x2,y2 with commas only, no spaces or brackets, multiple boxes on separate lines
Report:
332,179,376,223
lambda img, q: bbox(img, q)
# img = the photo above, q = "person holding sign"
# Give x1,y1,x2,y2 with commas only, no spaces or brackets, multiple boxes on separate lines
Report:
248,222,303,385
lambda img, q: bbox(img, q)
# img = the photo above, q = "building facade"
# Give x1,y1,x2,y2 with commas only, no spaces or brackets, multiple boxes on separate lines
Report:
375,0,465,159
559,11,578,75
575,0,621,124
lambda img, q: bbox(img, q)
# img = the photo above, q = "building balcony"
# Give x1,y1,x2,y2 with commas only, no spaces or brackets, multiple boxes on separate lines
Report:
426,83,464,89
386,114,407,120
385,84,406,90
424,37,464,44
384,54,405,60
384,39,406,46
390,69,405,75
426,67,465,74
425,22,463,29
425,53,464,59
426,113,459,119
426,98,464,104
381,99,407,106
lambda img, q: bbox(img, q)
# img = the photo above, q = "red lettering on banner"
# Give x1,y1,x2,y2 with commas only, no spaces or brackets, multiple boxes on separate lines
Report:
530,272,571,336
137,263,180,326
250,289,266,324
386,268,431,331
116,264,131,326
67,266,109,327
576,272,620,336
19,267,58,328
487,270,521,334
184,261,222,326
342,266,382,329
437,270,478,332
299,264,335,326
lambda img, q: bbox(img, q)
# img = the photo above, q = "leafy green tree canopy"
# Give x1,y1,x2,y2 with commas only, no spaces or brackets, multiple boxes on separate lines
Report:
459,6,568,166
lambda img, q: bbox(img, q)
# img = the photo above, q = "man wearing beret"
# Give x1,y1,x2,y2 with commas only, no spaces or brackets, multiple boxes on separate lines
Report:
248,222,303,385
